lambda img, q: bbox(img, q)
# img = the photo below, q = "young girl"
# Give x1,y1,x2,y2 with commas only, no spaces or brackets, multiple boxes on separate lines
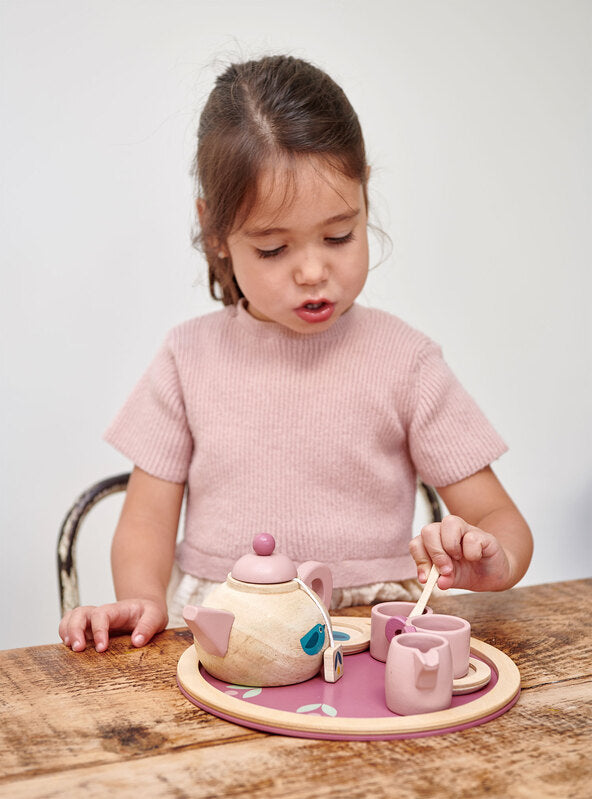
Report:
59,55,532,653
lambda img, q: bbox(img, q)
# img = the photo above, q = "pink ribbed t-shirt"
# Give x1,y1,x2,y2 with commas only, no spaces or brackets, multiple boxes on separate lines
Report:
104,301,507,587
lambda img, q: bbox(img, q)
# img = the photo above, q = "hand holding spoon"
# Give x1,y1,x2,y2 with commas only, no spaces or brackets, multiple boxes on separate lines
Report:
408,564,439,620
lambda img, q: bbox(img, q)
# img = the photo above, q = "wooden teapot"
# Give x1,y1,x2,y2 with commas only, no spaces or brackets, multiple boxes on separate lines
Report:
182,534,343,687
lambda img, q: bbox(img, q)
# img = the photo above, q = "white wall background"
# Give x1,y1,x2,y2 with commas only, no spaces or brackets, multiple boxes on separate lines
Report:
1,0,590,650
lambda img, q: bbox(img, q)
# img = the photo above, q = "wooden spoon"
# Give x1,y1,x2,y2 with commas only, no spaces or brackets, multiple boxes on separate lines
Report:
407,564,439,620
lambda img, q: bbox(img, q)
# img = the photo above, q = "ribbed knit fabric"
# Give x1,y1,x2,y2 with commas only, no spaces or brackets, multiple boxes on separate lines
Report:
104,301,507,587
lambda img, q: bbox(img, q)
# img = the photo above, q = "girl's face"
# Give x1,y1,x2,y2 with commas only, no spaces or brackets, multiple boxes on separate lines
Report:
222,158,369,334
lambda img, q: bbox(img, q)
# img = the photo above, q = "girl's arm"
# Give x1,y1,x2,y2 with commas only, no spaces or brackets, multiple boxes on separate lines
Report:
409,466,533,592
59,466,184,652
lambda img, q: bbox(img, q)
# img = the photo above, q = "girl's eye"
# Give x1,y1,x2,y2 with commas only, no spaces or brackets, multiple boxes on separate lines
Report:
256,232,354,258
325,231,355,246
256,245,285,259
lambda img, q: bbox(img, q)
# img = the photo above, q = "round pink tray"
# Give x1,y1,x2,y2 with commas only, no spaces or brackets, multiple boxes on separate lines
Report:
177,637,521,740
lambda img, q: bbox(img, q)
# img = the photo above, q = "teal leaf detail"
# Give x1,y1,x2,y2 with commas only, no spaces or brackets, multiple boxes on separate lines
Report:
321,704,338,717
243,688,262,698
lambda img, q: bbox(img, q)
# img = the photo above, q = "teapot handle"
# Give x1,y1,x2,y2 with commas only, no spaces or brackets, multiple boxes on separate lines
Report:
297,561,333,608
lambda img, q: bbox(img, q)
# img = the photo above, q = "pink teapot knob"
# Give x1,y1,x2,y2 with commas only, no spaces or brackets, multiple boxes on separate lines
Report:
252,533,276,556
231,534,298,584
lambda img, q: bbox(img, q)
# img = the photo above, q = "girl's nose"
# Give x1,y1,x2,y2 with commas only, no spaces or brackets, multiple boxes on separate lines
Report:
293,252,328,286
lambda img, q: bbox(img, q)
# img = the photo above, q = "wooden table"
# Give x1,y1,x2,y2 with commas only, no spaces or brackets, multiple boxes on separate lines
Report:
1,580,590,798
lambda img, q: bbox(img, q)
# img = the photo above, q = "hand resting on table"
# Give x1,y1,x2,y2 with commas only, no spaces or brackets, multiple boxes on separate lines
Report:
59,598,167,652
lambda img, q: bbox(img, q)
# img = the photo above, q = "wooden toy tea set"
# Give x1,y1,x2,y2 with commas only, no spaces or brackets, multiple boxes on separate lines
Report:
177,536,521,740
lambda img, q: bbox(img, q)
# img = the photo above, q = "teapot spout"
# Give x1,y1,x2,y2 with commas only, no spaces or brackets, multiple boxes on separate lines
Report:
183,605,235,657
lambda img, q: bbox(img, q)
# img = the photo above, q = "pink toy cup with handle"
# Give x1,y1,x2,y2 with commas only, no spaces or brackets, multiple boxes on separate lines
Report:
385,631,453,715
370,601,433,662
386,613,471,679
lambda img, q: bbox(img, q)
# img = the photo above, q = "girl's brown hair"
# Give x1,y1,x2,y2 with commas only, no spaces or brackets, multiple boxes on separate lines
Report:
192,55,368,305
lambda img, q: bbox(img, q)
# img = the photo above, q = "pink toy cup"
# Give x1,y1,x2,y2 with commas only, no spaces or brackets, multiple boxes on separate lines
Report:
385,632,453,715
385,613,471,679
370,601,433,662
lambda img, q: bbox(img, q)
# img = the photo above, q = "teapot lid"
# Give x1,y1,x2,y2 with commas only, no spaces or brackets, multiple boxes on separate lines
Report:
231,534,297,584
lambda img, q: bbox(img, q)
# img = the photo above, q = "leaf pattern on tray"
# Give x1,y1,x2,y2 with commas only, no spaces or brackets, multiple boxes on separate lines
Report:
225,685,263,699
296,703,338,717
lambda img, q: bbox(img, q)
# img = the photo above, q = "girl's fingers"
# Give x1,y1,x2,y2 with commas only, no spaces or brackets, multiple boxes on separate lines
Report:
461,529,497,562
59,600,166,653
414,517,506,590
60,603,134,652
131,604,167,648
101,601,141,631
58,611,72,645
408,535,433,583
439,515,466,561
64,606,95,651
412,512,512,591
90,608,111,652
418,521,455,578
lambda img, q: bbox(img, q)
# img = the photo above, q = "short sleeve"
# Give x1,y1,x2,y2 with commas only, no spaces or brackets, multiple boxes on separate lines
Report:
103,334,193,483
407,342,508,486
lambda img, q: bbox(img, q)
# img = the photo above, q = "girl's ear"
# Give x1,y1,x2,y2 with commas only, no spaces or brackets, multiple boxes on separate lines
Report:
196,198,207,225
197,199,229,258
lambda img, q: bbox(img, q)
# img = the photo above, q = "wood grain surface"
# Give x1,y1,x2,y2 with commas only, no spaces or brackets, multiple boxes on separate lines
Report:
1,579,590,798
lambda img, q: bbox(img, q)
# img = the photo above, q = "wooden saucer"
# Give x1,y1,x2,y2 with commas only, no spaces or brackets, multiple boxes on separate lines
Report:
330,616,371,655
453,656,492,695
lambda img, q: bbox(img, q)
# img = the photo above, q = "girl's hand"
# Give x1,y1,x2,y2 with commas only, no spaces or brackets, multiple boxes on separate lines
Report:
409,514,512,592
59,598,168,653
409,467,533,592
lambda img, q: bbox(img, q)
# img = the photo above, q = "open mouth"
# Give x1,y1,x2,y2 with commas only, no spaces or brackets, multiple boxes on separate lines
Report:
294,300,335,324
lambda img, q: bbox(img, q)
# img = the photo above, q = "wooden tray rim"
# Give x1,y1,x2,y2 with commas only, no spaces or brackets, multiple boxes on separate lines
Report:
177,637,520,737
